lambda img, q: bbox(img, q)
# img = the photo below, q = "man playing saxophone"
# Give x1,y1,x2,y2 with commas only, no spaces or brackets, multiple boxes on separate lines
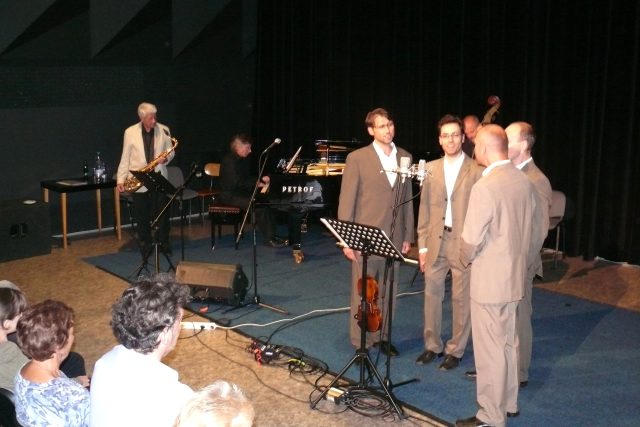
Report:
116,102,175,258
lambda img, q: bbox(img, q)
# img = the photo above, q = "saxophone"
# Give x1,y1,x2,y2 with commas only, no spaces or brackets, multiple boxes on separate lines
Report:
123,137,179,192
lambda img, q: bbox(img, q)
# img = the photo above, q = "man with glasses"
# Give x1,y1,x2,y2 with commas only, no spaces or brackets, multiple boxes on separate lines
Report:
338,107,414,356
415,114,483,370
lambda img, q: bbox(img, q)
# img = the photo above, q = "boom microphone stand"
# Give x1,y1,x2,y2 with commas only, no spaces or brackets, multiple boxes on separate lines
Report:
235,139,287,314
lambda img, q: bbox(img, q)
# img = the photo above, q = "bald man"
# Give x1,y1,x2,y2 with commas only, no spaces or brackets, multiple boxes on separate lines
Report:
455,125,543,427
462,115,480,158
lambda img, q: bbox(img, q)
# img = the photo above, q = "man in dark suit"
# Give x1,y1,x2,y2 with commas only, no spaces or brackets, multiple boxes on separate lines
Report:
218,133,285,248
506,121,552,387
456,125,543,427
338,108,414,355
416,114,484,370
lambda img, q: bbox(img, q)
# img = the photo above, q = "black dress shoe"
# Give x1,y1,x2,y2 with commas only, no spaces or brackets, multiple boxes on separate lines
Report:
439,354,461,371
264,238,287,248
455,415,493,426
507,411,520,418
465,369,477,379
373,341,399,356
415,350,443,364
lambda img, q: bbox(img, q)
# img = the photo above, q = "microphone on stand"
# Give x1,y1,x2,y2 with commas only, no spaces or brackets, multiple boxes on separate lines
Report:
399,157,411,183
262,138,282,154
416,159,427,186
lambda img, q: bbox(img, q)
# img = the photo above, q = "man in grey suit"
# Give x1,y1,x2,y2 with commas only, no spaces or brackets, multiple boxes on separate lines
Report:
338,107,414,355
416,114,483,370
506,121,552,387
116,102,175,258
456,125,543,427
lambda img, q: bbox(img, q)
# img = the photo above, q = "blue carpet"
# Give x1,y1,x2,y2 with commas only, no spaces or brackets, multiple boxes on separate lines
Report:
84,230,640,426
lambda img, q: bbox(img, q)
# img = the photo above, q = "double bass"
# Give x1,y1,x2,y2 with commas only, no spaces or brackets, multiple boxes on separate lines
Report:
481,95,501,125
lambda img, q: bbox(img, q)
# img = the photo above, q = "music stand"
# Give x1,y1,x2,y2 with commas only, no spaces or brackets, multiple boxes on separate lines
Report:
131,170,176,275
310,218,410,417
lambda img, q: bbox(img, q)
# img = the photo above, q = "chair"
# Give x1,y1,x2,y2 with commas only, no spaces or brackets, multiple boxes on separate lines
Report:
548,190,566,268
0,387,21,427
166,166,199,224
196,163,221,224
208,203,243,250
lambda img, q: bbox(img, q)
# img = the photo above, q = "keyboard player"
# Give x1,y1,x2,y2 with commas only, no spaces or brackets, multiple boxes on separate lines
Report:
218,133,287,248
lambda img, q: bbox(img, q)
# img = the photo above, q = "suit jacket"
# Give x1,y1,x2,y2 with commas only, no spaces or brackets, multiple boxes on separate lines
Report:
417,154,483,268
116,122,175,192
460,162,543,304
521,159,552,277
338,143,414,250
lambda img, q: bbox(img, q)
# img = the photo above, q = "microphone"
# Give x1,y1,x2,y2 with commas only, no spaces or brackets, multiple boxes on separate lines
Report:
191,162,202,178
262,138,282,154
399,156,411,183
416,159,427,186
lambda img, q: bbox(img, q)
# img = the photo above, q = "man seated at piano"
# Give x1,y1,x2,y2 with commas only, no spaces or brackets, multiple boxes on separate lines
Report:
219,133,287,248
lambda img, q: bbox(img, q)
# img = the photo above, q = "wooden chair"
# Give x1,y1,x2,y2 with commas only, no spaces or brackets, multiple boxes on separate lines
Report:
196,163,220,225
209,203,244,250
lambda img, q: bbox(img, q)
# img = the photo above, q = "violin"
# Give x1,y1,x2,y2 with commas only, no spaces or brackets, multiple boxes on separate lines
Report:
354,275,382,332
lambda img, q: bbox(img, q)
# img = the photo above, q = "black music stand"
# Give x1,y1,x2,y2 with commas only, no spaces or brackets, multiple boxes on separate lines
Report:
310,218,410,417
130,170,176,276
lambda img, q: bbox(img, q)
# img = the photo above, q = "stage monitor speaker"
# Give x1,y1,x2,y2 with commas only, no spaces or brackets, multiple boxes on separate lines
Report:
0,200,51,262
176,261,248,305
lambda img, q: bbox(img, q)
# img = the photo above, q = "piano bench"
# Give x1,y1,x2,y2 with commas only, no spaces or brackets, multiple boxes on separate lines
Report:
208,203,243,250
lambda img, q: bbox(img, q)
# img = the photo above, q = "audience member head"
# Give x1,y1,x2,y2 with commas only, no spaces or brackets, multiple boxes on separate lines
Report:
173,380,255,427
437,114,465,158
365,107,395,145
111,273,190,357
17,300,75,362
506,121,536,164
474,124,508,167
230,133,252,158
0,280,27,338
463,115,480,141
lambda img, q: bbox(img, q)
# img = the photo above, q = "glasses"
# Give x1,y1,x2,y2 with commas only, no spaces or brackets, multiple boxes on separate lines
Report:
373,122,394,130
439,132,462,139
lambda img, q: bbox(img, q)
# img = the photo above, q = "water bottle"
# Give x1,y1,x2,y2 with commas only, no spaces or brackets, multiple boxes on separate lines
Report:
94,152,106,183
83,161,89,181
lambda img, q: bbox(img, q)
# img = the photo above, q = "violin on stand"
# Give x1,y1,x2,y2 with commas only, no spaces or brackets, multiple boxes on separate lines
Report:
355,276,382,332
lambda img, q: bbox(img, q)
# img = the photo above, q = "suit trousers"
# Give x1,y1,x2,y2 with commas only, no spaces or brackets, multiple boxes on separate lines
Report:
471,299,519,427
350,256,399,348
516,269,536,382
422,231,471,358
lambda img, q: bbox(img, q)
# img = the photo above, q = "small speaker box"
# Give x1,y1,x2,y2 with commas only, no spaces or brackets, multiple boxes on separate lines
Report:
176,261,248,305
0,200,51,262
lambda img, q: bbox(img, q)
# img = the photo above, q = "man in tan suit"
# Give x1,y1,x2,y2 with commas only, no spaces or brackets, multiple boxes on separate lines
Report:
416,114,483,370
116,102,175,258
338,108,414,355
456,125,543,427
506,121,552,387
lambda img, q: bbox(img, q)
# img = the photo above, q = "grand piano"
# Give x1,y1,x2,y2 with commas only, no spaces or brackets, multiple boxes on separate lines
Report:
265,139,365,215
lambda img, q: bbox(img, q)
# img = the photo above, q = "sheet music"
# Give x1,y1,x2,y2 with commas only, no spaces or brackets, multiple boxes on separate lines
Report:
285,145,303,172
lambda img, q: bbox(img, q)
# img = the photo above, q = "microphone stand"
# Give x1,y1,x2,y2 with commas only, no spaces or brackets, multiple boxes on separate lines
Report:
376,169,419,390
235,146,287,315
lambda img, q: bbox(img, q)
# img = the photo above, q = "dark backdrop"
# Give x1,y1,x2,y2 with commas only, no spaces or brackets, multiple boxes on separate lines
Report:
1,0,638,264
253,0,640,264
